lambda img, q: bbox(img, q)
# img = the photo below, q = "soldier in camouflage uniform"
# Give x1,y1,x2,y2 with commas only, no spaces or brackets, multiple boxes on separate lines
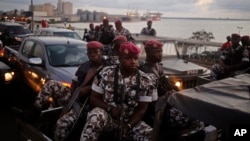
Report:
80,42,156,141
52,41,108,141
114,20,133,42
34,41,105,110
108,35,128,65
210,33,249,80
141,40,204,141
34,80,71,110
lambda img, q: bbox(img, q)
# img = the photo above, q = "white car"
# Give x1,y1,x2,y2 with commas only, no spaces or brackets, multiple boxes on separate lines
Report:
35,28,82,40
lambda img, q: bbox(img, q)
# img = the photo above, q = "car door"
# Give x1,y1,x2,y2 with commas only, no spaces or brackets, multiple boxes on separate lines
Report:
27,42,48,93
18,39,46,93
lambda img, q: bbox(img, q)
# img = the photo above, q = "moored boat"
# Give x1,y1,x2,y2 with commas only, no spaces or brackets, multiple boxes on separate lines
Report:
141,12,162,21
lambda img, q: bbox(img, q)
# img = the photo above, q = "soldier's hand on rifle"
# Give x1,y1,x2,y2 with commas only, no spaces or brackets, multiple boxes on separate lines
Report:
110,106,120,120
79,86,91,100
122,123,132,139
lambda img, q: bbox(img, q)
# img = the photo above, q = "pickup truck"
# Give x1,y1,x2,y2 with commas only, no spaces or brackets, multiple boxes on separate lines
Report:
132,34,217,90
2,36,88,94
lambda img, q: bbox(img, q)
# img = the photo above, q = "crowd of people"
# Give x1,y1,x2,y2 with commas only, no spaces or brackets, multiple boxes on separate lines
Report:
30,37,206,141
16,18,250,141
210,33,250,80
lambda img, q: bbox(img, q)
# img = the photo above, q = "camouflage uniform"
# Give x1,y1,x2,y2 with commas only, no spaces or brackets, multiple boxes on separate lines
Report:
210,44,249,80
114,27,132,42
34,80,71,109
140,62,204,140
55,61,106,141
80,65,156,141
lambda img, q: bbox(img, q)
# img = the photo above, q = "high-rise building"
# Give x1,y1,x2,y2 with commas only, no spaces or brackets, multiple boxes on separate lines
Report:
32,3,55,16
43,3,55,16
57,0,63,15
63,2,73,15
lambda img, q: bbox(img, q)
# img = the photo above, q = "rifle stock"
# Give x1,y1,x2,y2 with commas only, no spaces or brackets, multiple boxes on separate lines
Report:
118,84,126,141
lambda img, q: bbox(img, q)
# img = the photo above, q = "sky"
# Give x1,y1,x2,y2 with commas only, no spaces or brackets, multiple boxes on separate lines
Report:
1,0,250,19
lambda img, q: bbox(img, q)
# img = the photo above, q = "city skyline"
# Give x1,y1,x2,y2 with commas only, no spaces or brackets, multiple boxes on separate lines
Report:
1,0,250,19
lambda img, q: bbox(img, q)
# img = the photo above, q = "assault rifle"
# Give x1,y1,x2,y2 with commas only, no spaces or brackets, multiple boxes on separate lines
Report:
118,84,126,141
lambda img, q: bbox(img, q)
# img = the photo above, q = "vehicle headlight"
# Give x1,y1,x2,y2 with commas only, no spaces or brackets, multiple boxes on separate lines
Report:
174,80,182,89
61,81,71,88
4,71,14,82
15,37,22,42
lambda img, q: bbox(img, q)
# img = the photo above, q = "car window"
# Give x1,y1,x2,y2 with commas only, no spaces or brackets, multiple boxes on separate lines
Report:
40,31,48,35
22,40,35,57
31,43,44,59
7,26,31,34
46,44,87,66
54,32,81,40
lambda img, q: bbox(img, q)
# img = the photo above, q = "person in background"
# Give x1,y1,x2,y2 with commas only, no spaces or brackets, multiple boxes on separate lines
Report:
54,41,107,141
41,19,47,28
98,18,115,45
108,35,128,65
221,35,232,51
94,25,100,41
67,24,74,30
98,18,115,55
140,20,156,36
114,19,133,41
240,35,250,72
210,33,249,80
80,42,155,141
83,23,96,42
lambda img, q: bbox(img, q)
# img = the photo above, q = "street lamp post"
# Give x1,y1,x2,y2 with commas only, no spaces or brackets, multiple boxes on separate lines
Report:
31,0,34,31
237,26,243,34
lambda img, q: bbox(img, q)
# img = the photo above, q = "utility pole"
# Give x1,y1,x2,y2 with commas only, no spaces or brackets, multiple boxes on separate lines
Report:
31,0,34,32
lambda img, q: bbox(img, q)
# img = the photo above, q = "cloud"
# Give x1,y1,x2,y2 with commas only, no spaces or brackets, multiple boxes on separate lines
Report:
0,0,250,19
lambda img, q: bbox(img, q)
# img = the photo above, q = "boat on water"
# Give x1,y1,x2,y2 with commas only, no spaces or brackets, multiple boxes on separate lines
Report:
141,12,162,21
121,9,141,22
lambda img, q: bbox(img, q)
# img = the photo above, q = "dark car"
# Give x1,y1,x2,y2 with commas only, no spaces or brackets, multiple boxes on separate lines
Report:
35,28,82,40
0,22,32,46
0,61,15,86
4,36,88,93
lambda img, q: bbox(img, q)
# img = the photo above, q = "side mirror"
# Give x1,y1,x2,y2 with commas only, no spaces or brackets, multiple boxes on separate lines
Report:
28,57,43,66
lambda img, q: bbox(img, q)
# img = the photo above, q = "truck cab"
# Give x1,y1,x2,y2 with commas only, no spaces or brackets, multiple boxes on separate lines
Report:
132,34,221,90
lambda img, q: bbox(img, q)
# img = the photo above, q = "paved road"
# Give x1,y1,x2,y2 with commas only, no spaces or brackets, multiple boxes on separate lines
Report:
0,83,36,141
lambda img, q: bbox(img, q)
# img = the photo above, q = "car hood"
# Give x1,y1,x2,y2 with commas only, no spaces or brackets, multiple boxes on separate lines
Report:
49,66,78,83
161,58,210,76
16,33,33,38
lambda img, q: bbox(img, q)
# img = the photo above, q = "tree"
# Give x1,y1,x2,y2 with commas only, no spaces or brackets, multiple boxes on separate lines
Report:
189,29,215,53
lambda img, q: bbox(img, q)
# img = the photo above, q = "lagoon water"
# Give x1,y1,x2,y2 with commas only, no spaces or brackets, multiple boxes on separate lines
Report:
56,18,250,43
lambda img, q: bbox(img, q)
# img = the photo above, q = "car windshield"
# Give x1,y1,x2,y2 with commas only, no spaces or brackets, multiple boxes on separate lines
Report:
7,26,31,34
54,32,82,40
46,44,88,66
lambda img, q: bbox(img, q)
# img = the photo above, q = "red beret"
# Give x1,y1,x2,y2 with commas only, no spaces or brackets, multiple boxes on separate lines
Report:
103,18,109,22
113,35,127,42
241,35,250,41
87,41,103,49
147,20,152,23
119,42,140,55
95,25,100,30
145,40,163,49
115,19,122,25
231,33,241,38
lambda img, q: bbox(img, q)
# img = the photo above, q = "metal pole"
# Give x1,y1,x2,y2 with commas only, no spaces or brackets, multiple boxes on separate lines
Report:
31,0,34,32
